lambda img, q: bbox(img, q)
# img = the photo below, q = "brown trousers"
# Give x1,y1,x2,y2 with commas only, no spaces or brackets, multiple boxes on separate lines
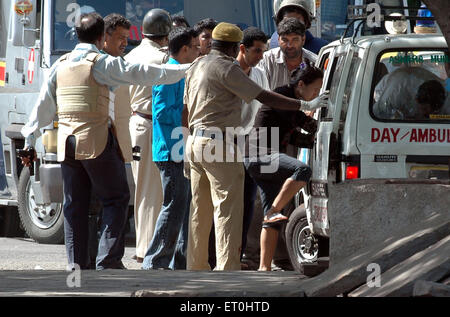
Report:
186,135,244,271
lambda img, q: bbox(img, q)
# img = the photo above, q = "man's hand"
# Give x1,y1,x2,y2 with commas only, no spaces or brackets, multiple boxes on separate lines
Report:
18,147,37,167
183,161,191,180
300,91,330,111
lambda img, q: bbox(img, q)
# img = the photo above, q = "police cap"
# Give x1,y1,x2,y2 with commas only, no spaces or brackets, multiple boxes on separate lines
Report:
212,22,243,43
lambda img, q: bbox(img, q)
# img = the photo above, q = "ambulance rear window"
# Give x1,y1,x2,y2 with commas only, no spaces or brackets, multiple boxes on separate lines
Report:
370,49,450,123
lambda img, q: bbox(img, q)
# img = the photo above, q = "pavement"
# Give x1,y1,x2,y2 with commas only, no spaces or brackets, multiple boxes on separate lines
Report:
0,237,307,297
0,269,307,297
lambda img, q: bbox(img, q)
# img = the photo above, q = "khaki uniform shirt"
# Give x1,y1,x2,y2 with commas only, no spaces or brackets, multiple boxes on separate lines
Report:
257,47,318,91
184,50,264,131
113,85,133,162
125,38,169,115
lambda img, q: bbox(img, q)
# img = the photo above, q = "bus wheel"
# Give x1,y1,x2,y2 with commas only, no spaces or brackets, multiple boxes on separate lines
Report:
17,167,64,244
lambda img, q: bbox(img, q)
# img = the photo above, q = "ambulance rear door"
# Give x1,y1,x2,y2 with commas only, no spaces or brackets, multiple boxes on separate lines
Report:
357,36,450,181
309,42,356,236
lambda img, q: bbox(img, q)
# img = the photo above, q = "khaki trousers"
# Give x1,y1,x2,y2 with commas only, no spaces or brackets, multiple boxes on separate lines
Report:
186,136,244,271
129,115,163,258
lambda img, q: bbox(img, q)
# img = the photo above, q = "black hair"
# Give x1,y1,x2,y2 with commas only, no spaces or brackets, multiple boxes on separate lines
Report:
290,59,323,86
169,27,197,55
172,15,190,28
76,12,104,44
277,17,305,37
194,18,218,34
416,80,446,113
211,40,239,53
241,27,268,48
146,35,168,41
104,13,131,35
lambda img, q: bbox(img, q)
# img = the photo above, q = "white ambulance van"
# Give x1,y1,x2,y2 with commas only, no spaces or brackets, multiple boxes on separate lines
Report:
286,31,449,272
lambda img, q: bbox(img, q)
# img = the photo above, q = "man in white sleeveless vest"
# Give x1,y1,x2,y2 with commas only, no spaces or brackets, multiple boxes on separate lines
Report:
125,9,171,263
21,12,190,270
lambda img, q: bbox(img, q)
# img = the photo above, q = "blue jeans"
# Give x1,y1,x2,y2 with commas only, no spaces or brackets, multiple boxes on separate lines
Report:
244,152,311,217
61,131,130,270
142,161,191,270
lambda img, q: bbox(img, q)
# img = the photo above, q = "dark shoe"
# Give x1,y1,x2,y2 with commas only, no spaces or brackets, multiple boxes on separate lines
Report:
97,261,127,270
132,255,144,263
240,262,250,270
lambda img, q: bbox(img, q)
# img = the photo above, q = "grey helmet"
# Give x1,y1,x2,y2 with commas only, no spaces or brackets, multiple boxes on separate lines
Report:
142,8,172,37
275,0,313,29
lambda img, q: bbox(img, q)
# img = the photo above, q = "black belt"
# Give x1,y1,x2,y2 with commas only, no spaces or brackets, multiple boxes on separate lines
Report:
132,111,152,120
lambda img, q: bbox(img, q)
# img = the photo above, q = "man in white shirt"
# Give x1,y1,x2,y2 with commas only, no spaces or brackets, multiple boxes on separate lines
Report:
258,17,317,91
125,9,171,264
236,27,270,265
256,17,316,269
21,12,189,271
374,65,446,119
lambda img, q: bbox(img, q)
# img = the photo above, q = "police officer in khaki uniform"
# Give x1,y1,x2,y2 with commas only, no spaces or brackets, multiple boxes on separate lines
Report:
21,12,190,270
184,22,329,271
125,9,171,263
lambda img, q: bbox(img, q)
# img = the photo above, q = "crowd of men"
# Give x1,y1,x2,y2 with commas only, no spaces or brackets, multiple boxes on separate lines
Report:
21,0,330,272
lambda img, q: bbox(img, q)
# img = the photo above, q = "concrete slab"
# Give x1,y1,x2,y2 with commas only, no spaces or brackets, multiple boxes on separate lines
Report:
298,214,450,297
413,280,450,297
0,270,307,297
349,235,450,297
328,180,450,266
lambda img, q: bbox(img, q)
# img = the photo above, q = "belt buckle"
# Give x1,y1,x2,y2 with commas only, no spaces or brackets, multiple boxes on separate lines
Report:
194,128,222,140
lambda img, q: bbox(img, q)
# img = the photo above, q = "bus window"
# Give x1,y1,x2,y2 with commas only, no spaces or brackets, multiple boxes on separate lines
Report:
52,0,275,54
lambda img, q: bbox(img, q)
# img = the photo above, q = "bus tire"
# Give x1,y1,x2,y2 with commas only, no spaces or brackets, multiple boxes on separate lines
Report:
17,166,64,244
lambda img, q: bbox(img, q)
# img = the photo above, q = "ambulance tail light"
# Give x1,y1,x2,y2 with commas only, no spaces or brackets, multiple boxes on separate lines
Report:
345,165,359,180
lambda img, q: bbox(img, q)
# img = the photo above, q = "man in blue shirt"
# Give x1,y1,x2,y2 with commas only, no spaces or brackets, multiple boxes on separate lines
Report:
142,27,199,270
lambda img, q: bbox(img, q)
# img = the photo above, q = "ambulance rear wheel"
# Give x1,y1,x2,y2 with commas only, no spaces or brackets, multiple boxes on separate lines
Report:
285,205,319,273
17,166,64,244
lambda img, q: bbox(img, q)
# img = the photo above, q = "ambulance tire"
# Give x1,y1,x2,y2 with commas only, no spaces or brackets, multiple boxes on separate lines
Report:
285,205,319,274
17,166,64,244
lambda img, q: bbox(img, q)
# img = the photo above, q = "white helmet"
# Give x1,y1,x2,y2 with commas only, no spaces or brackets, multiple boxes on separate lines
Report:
275,0,313,28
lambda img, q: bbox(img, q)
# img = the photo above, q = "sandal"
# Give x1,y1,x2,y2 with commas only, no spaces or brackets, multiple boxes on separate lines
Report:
262,212,288,225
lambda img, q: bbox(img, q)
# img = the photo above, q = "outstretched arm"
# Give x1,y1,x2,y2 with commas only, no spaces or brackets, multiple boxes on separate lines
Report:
255,90,329,112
